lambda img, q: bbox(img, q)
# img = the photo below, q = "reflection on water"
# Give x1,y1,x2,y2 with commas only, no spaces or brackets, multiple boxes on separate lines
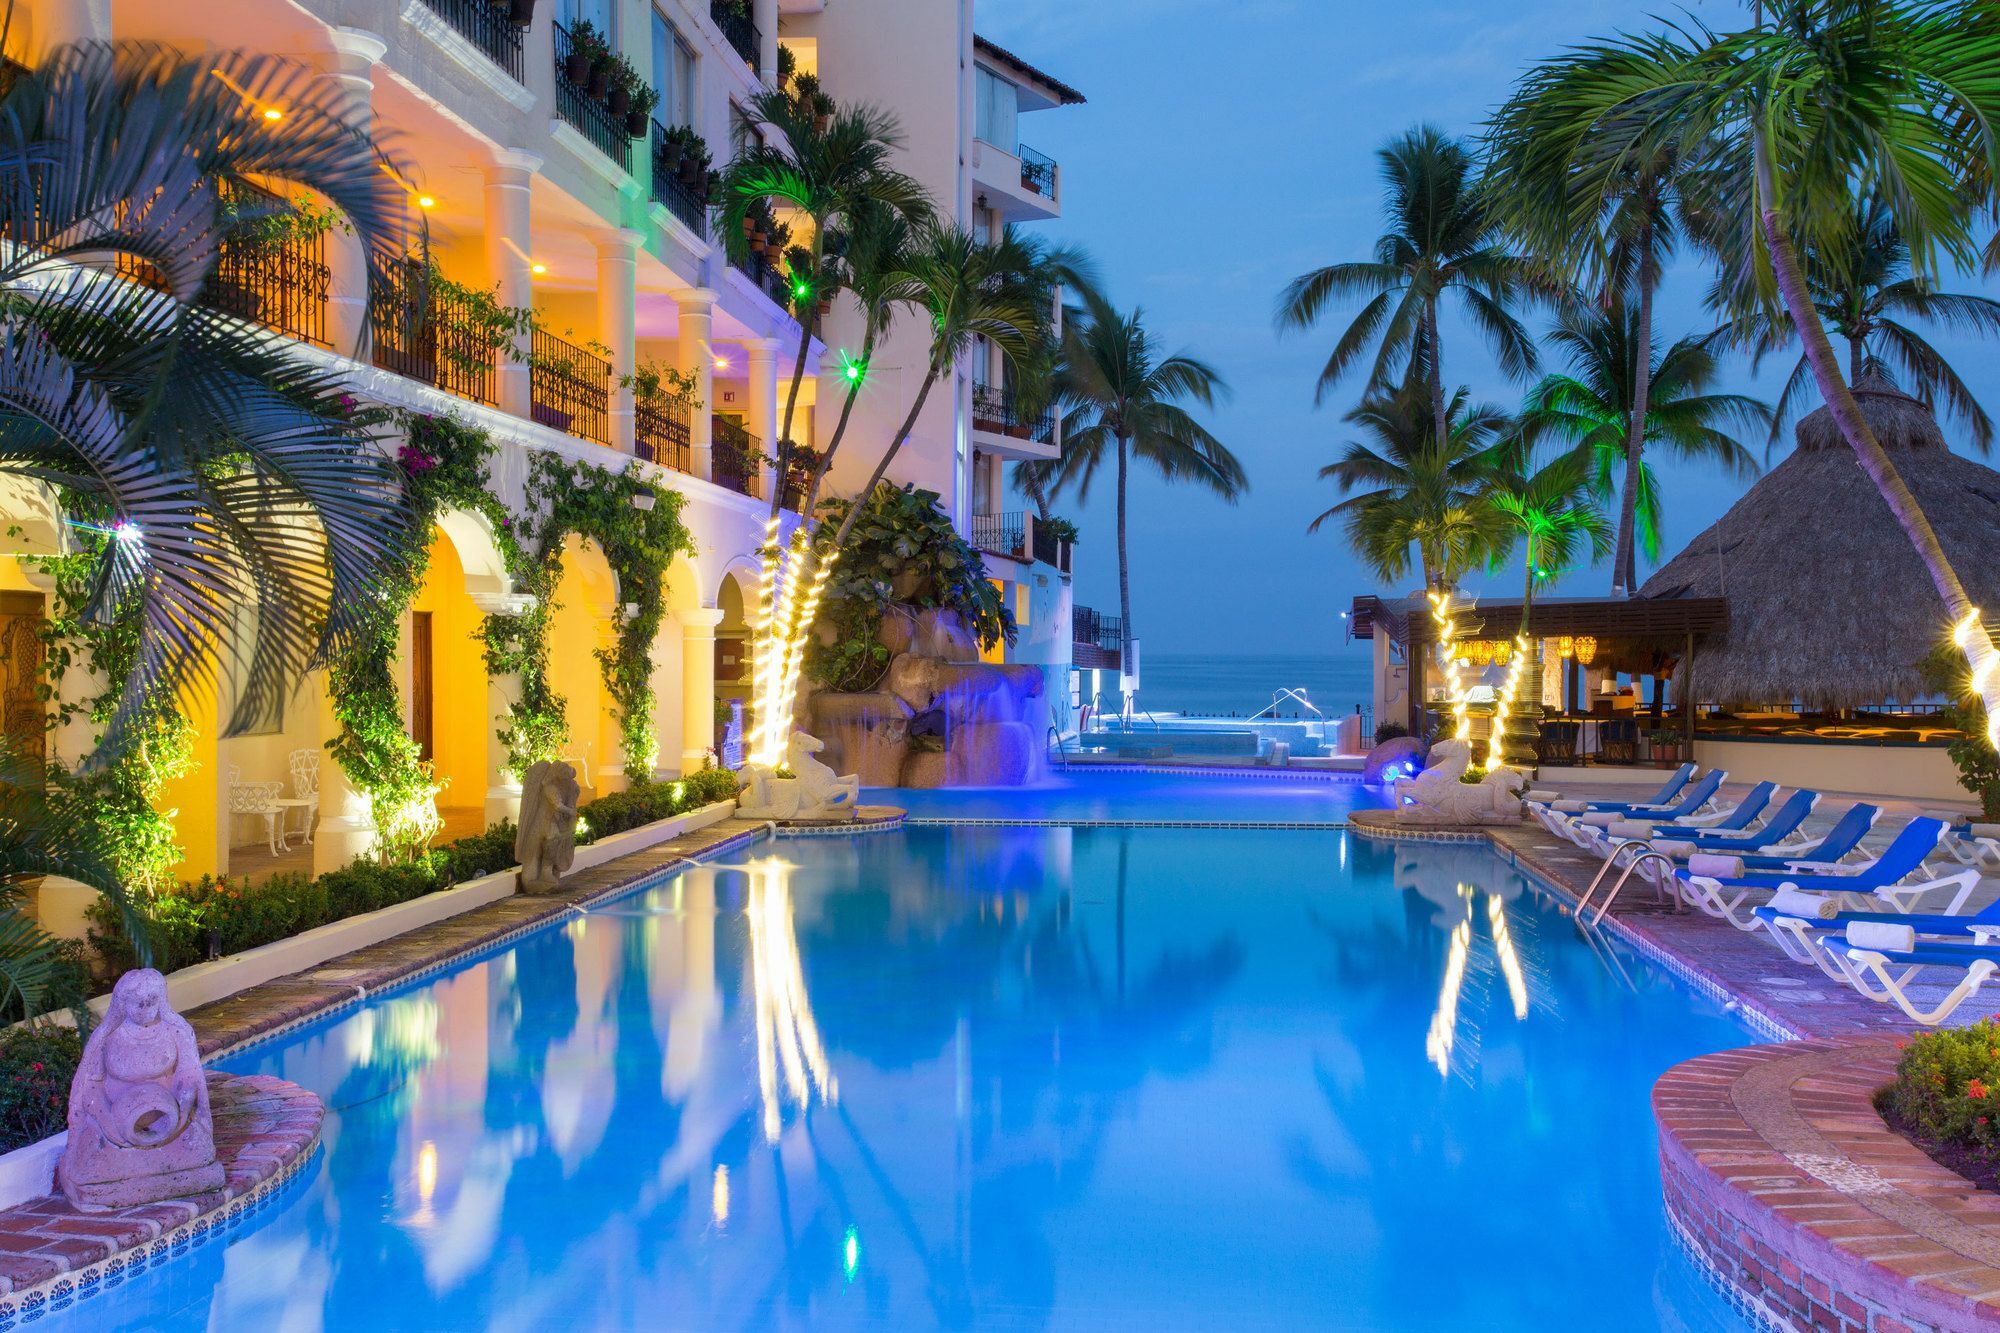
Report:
56,828,1753,1332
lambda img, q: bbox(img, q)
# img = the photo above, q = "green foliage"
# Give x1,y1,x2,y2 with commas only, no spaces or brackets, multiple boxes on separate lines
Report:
1920,643,2000,819
621,359,703,411
1038,515,1079,545
1883,1020,2000,1164
808,484,1015,693
0,1026,82,1153
577,770,741,841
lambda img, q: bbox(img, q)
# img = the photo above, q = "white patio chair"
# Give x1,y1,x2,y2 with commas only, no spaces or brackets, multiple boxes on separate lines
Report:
227,765,288,855
274,748,320,846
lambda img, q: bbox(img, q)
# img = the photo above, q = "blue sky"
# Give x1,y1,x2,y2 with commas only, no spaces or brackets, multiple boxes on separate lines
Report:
976,0,2000,659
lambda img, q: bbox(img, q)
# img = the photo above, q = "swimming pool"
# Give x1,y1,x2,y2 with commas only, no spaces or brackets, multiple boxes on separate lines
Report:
866,765,1386,824
59,825,1753,1330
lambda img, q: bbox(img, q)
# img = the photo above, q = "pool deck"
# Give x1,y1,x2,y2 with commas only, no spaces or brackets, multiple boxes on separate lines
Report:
184,816,774,1058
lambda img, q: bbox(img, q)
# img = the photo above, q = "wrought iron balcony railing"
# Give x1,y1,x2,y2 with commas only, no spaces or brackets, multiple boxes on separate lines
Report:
711,416,764,498
416,0,526,82
970,511,1026,558
649,121,709,236
112,182,330,346
530,327,611,445
1074,606,1123,653
1018,143,1057,197
554,23,633,173
971,384,1054,444
368,262,498,404
710,0,759,67
636,399,693,473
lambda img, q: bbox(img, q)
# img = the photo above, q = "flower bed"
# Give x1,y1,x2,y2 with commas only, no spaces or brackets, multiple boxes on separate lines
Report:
0,1029,79,1155
1878,1017,2000,1192
89,772,741,980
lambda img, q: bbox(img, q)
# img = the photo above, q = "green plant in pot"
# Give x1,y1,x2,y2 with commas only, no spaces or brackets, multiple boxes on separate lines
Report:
564,20,607,86
607,54,640,116
509,0,535,29
625,81,660,138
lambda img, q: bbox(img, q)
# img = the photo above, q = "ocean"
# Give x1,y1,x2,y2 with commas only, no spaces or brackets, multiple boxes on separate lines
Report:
1089,651,1376,719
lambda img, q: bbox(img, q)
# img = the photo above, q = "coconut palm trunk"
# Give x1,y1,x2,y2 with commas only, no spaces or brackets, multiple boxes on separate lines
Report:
1425,305,1448,458
1614,221,1656,596
1752,131,2000,734
768,310,818,519
1116,432,1133,681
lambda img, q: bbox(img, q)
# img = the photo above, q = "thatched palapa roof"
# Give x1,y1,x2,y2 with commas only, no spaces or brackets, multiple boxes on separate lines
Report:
1640,372,2000,710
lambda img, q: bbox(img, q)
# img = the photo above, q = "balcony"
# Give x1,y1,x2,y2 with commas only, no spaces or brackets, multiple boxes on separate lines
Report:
730,249,793,311
711,416,764,499
413,0,526,82
710,0,759,68
1018,142,1057,198
554,22,634,173
368,263,498,405
114,183,331,346
530,327,612,445
972,509,1071,573
1073,605,1122,671
636,400,692,473
971,384,1055,446
650,122,710,237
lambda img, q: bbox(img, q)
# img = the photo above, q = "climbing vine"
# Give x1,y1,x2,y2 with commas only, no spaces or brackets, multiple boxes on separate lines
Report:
24,506,193,894
327,412,525,860
514,452,693,779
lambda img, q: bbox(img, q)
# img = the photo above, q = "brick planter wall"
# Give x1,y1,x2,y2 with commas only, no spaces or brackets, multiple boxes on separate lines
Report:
1656,1041,2000,1332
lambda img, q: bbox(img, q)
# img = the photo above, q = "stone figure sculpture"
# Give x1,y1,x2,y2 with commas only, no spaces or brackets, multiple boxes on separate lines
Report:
788,733,859,820
735,759,803,821
59,968,225,1212
1391,737,1526,825
515,759,582,892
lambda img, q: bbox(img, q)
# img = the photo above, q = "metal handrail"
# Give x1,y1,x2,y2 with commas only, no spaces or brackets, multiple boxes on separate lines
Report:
1575,844,1681,928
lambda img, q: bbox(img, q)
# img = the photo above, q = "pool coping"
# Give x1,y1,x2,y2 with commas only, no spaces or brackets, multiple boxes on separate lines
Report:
0,1072,322,1325
1350,809,2000,1332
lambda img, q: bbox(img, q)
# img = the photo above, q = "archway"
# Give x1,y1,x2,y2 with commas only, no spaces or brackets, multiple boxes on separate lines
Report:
409,525,496,840
549,534,622,796
714,564,756,733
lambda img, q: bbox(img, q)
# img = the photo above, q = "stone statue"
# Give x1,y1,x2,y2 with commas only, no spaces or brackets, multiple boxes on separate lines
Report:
515,759,581,893
1391,737,1527,825
789,733,860,820
735,760,803,821
59,968,225,1212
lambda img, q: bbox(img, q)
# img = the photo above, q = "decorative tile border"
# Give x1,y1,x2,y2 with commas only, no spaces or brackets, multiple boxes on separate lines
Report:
1053,761,1361,783
903,817,1356,830
0,1073,321,1324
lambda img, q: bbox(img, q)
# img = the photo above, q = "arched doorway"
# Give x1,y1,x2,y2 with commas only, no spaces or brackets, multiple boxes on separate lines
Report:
549,534,623,796
408,527,494,841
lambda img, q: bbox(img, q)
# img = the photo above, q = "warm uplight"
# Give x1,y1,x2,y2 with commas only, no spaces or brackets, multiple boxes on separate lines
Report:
1954,608,2000,749
262,107,283,122
417,195,436,209
531,262,547,275
714,355,730,370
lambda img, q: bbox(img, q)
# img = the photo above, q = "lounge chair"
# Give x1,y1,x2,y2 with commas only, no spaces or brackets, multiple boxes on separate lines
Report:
1927,815,2000,873
1651,780,1776,833
1571,780,1780,859
1819,928,2000,1026
1753,886,2000,978
1530,763,1693,822
1671,817,1973,930
1548,770,1728,847
1732,802,1879,872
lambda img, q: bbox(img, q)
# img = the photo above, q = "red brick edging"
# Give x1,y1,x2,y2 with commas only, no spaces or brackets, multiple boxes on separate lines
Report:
0,1072,321,1323
1658,1040,2000,1332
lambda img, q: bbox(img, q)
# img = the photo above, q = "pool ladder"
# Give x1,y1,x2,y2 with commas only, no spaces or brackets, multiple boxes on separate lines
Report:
1047,724,1070,769
1573,841,1679,928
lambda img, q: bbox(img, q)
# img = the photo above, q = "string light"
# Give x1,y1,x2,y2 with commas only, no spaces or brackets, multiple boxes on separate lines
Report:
1953,608,2000,749
1428,591,1474,747
1485,633,1530,773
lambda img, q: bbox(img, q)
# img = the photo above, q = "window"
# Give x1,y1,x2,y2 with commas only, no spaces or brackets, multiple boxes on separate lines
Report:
561,0,612,32
974,66,1017,151
652,10,696,127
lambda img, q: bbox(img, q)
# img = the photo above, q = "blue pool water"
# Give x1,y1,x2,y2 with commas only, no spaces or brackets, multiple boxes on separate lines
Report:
865,766,1385,824
57,826,1754,1330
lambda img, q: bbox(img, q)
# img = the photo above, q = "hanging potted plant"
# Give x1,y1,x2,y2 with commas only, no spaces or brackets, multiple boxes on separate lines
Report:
607,56,639,116
625,82,659,138
565,20,606,87
586,35,615,100
509,0,535,27
657,127,685,171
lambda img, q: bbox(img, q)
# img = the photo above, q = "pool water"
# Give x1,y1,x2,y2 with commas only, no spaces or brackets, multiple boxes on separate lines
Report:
60,827,1753,1331
866,766,1384,824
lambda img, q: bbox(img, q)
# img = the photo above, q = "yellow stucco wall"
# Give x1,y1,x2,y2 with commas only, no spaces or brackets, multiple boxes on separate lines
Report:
411,532,491,814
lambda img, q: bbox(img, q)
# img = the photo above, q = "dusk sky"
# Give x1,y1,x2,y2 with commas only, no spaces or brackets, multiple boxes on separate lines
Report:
977,0,2000,662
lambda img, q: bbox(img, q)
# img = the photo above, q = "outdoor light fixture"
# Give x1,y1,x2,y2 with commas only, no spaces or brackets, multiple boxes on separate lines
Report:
1574,635,1598,666
262,107,283,121
631,487,656,511
417,195,436,209
715,355,730,370
531,262,547,275
1557,635,1575,659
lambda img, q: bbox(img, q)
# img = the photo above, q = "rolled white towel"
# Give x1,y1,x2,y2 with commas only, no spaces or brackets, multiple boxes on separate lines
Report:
1766,886,1839,920
1971,823,2000,839
1579,811,1620,827
1652,839,1696,860
1553,799,1588,814
1846,920,1917,954
1607,820,1655,841
1525,790,1561,803
1686,852,1744,880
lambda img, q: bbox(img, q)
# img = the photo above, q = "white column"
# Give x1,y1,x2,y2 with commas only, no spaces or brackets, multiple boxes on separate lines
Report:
598,228,642,455
676,607,724,772
473,592,535,826
485,150,542,421
674,288,718,481
324,29,385,359
753,0,779,87
312,674,377,875
746,336,781,498
26,0,110,60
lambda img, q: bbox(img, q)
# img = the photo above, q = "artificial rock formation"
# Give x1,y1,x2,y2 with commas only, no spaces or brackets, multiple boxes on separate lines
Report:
60,969,225,1212
808,609,1047,788
1390,738,1526,825
515,759,581,893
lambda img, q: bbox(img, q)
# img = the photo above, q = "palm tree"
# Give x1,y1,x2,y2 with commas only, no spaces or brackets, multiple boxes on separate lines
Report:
1481,449,1610,767
0,45,413,751
1310,380,1511,593
1519,307,1766,592
1049,291,1245,677
1731,196,2000,452
1492,0,2000,735
1275,125,1542,455
716,85,929,517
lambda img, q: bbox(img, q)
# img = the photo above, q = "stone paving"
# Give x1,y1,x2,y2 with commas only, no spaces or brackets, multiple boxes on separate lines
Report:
0,1072,320,1314
188,817,771,1057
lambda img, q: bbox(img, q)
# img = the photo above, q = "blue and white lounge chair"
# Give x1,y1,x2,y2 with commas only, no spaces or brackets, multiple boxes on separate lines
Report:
1531,763,1694,820
1617,790,1825,893
1733,802,1879,872
1584,781,1784,858
1931,817,2000,873
1820,928,2000,1026
1672,817,1973,930
1753,888,2000,978
1552,770,1728,848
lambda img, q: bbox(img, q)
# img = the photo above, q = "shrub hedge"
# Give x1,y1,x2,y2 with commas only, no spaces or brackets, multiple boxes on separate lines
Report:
0,1025,81,1153
88,770,740,979
1882,1019,2000,1165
